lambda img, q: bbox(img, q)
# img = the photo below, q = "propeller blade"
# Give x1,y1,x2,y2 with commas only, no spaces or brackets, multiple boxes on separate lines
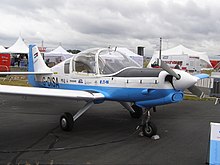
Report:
157,59,181,80
188,85,205,98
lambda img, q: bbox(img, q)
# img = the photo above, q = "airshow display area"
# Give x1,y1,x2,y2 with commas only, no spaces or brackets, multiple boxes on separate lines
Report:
0,36,219,71
0,36,220,164
0,37,144,69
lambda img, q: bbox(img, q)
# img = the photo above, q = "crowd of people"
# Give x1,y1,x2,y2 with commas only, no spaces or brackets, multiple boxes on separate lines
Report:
10,54,28,67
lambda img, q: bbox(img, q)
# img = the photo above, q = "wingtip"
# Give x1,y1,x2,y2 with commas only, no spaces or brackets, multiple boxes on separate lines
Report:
194,74,209,79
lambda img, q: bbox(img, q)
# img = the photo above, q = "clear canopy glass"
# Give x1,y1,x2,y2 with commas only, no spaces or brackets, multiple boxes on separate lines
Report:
73,48,140,75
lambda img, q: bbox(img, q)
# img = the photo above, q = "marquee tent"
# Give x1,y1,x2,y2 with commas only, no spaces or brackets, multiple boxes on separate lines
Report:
148,44,212,68
5,36,28,54
0,45,6,52
44,46,74,63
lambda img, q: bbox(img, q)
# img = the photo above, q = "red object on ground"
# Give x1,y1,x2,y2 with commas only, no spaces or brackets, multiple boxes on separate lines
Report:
0,53,10,71
210,60,220,69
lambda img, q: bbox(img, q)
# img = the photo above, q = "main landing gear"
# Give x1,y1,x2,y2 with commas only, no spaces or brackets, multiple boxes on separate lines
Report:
60,112,74,131
119,102,143,119
60,101,94,131
130,104,143,119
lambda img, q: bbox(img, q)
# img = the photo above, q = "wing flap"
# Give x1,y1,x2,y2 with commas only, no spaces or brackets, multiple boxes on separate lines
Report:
0,85,105,100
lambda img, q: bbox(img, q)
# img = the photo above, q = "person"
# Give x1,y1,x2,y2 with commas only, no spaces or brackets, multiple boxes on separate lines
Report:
17,56,21,67
45,59,50,66
151,61,159,68
23,56,27,66
174,62,181,69
11,57,15,66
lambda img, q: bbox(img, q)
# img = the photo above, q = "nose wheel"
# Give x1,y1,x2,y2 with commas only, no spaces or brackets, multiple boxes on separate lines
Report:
142,121,157,137
139,109,157,138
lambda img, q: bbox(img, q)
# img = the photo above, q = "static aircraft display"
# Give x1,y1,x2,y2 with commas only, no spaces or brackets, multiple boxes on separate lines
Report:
0,45,208,137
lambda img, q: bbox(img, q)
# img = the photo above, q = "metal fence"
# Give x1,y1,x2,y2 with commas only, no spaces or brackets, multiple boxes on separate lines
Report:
194,72,220,99
196,78,214,89
210,78,220,98
210,72,220,98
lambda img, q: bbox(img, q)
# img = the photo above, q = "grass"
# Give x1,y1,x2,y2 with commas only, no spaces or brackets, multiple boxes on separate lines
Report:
143,60,149,68
0,76,30,87
200,69,213,76
0,80,30,87
0,67,30,87
184,94,215,101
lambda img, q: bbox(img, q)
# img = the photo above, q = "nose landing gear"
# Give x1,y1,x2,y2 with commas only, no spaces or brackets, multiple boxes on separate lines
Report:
138,108,158,138
142,121,157,137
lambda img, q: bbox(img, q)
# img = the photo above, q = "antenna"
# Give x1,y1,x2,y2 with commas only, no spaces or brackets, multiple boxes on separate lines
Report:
159,37,162,60
157,37,163,66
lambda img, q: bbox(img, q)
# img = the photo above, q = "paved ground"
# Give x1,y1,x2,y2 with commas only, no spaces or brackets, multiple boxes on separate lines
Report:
0,95,219,164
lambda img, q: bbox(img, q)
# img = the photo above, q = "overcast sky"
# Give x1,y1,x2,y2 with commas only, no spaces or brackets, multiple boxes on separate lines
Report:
0,0,220,55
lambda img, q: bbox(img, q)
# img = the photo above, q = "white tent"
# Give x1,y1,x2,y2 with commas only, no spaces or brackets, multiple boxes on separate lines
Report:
6,36,28,54
148,45,212,68
0,45,6,52
44,46,74,63
114,47,143,67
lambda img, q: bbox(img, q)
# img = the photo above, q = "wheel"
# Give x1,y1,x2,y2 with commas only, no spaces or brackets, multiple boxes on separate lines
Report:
60,112,74,131
130,104,143,119
142,122,157,137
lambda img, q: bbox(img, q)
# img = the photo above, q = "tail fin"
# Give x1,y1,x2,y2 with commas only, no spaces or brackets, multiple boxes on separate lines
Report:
28,45,50,72
28,45,51,86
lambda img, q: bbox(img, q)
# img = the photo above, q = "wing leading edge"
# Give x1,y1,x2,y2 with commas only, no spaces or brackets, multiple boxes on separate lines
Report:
0,85,105,101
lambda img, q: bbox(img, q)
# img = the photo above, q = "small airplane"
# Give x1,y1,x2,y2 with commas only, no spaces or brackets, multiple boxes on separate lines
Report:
0,45,209,138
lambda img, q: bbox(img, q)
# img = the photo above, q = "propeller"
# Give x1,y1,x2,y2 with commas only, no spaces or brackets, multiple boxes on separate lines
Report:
188,85,205,99
157,59,181,80
157,58,205,98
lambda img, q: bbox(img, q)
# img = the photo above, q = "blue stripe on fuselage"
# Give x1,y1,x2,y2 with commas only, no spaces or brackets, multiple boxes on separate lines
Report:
34,81,183,104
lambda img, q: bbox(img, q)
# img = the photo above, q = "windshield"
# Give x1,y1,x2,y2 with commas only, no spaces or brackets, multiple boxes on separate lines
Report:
98,50,140,74
73,48,140,75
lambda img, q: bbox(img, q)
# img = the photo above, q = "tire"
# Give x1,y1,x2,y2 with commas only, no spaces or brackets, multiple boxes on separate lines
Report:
142,122,157,137
60,112,74,131
130,104,143,119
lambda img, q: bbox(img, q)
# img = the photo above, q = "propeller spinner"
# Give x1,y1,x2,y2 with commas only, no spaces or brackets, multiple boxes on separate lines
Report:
157,58,205,98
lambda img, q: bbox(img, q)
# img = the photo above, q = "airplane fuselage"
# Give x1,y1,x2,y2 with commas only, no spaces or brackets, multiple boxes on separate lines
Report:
27,46,199,108
31,67,183,108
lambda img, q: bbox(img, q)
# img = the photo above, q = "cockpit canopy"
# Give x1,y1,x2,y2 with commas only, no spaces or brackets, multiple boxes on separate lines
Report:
70,48,141,75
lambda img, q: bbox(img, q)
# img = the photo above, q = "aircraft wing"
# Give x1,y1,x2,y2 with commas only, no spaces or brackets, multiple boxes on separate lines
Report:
0,85,105,101
193,73,209,79
0,72,53,75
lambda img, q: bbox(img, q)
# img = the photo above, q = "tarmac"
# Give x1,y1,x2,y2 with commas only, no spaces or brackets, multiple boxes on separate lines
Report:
0,95,219,164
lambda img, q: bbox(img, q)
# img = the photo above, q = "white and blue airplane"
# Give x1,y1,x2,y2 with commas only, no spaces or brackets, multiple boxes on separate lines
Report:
0,45,209,137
